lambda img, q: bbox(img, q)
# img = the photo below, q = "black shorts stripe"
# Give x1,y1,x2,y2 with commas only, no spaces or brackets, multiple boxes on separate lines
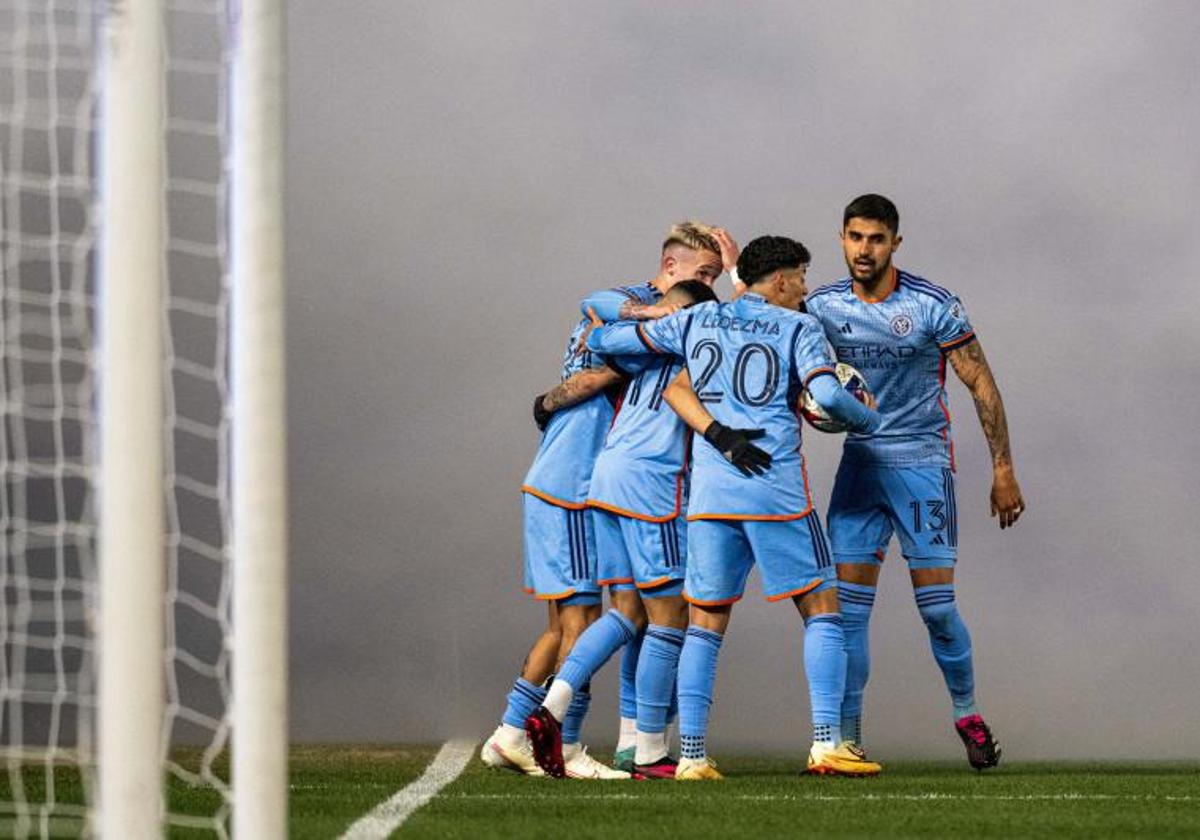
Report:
942,468,958,548
567,508,579,580
659,520,679,569
809,515,832,570
569,509,587,580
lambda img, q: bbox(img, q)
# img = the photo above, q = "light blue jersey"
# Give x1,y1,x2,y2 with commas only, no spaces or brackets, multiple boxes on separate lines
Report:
588,293,836,520
521,316,616,508
806,269,975,469
580,281,661,323
587,353,690,520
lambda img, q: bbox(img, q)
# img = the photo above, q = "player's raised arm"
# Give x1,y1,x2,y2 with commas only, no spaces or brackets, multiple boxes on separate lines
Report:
533,365,625,431
586,309,689,357
946,338,1025,528
579,288,682,323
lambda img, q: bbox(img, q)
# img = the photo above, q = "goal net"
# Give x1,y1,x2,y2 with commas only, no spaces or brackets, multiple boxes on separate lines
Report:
1,2,285,836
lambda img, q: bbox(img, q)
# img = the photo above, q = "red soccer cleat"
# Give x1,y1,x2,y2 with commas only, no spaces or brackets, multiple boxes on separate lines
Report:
955,714,1001,771
524,706,566,778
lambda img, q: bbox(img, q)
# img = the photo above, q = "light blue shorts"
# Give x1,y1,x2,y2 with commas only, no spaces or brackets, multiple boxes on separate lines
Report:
592,507,685,599
827,463,958,569
684,515,836,605
522,493,601,604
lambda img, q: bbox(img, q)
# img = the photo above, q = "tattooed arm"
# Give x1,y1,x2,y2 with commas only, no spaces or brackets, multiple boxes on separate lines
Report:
946,338,1026,529
535,365,624,430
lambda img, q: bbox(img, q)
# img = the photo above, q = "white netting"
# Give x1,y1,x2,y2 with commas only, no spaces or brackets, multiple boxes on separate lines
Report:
161,1,233,835
1,2,235,835
1,2,99,835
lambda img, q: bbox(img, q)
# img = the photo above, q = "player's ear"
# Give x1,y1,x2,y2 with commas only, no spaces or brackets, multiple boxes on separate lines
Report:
661,253,677,275
891,233,903,253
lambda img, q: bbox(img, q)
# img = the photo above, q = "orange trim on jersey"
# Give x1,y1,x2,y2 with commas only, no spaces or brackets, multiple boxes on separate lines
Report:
686,455,814,522
636,575,674,590
683,592,743,607
533,587,577,601
936,355,956,472
598,576,635,587
521,485,589,510
765,578,824,602
523,587,535,594
636,323,663,353
939,331,976,351
587,498,680,523
852,265,898,304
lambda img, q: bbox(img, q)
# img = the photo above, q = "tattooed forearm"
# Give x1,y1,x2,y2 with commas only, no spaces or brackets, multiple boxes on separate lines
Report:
618,299,650,320
541,367,622,412
948,340,1013,470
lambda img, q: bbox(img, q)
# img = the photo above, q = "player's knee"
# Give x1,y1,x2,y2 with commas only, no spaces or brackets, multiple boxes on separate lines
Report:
916,599,959,642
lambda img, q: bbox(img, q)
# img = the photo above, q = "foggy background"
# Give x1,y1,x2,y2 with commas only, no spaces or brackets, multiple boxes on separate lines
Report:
285,1,1200,759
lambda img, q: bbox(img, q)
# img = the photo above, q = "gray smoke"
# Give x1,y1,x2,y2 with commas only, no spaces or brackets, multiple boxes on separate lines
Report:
286,1,1200,758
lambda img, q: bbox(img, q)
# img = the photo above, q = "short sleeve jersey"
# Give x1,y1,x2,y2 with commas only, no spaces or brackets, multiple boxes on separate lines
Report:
587,353,690,521
591,293,836,520
521,315,619,508
805,269,975,468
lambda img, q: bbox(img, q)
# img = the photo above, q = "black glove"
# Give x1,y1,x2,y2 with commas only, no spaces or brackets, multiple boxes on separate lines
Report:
703,421,771,476
533,394,553,431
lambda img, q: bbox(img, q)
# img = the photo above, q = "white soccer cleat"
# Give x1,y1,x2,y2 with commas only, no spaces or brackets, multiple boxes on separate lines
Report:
563,744,631,779
481,726,545,776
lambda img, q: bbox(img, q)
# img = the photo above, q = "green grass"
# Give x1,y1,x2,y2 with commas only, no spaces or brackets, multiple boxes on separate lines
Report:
3,747,1198,838
408,751,1200,840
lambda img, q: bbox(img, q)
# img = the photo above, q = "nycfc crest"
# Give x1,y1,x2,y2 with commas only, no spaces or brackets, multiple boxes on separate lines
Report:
890,314,913,337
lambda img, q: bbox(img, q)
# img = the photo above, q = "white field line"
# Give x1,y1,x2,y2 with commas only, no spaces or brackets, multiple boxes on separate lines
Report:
339,739,476,840
438,792,1200,803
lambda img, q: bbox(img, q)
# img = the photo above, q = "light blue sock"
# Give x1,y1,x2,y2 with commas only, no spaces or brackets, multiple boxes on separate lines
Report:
838,581,876,744
677,626,723,760
557,609,637,692
914,584,977,719
501,677,546,729
636,625,685,734
561,682,591,745
804,613,846,744
619,628,644,721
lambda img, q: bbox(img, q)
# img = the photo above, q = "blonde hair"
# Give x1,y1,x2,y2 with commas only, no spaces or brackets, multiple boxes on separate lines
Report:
662,221,720,256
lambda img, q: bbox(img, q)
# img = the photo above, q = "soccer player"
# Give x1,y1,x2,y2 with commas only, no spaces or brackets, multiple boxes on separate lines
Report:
481,325,628,779
585,235,885,779
523,280,719,780
484,224,729,779
805,194,1026,770
571,222,731,769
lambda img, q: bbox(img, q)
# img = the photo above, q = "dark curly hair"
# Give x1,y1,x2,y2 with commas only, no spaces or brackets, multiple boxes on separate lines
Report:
736,236,810,287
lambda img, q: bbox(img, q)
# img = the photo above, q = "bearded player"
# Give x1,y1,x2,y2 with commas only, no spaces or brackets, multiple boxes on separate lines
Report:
806,194,1026,770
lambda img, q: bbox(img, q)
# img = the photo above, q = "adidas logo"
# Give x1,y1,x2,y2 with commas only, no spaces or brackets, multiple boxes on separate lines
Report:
839,322,853,334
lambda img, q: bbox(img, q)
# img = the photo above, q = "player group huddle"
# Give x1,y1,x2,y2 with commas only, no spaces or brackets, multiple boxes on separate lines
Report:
482,194,1026,781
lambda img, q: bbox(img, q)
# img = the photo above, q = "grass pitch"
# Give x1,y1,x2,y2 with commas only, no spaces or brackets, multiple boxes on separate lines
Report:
404,748,1200,840
4,746,1198,837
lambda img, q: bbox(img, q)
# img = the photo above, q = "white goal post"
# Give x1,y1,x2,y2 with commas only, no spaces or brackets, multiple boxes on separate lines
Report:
2,0,287,836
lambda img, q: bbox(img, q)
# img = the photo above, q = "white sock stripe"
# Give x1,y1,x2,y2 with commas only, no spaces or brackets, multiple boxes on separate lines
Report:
339,739,475,840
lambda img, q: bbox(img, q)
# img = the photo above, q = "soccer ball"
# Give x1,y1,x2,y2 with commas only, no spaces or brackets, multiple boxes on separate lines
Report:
799,363,872,433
